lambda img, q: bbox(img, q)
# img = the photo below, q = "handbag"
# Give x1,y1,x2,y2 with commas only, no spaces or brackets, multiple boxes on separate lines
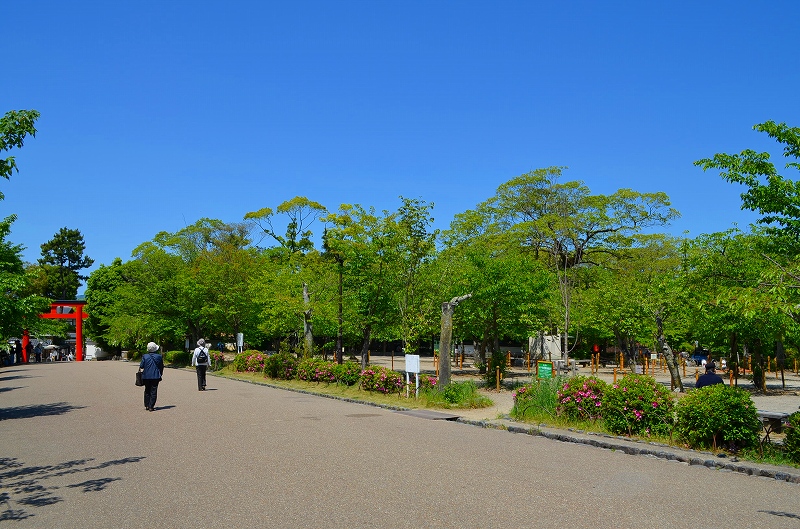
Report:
135,370,144,386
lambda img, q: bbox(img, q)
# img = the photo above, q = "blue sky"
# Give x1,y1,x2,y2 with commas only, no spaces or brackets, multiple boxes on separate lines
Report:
3,1,799,282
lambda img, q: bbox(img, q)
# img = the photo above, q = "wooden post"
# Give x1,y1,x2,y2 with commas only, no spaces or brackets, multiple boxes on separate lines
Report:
695,368,699,382
496,366,500,391
613,367,618,383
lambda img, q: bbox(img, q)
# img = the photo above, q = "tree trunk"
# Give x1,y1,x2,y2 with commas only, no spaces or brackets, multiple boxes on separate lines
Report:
336,259,343,364
656,314,683,392
438,294,471,386
360,325,371,369
302,283,313,359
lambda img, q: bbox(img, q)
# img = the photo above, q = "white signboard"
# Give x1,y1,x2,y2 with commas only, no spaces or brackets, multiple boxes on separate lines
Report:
405,354,420,374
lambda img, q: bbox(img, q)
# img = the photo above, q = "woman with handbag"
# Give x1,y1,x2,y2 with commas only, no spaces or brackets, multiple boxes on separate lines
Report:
139,342,164,411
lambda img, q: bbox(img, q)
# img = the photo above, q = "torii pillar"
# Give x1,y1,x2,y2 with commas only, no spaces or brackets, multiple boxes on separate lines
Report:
39,301,89,361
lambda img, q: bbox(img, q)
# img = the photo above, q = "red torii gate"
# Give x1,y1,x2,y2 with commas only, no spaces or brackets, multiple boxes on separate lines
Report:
38,300,89,362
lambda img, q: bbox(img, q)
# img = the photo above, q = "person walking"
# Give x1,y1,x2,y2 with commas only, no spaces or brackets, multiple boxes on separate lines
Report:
192,339,210,391
139,342,164,411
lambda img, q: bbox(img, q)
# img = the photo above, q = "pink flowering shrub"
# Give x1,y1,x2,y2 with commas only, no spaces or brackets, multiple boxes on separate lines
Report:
264,351,298,380
601,374,674,436
556,376,608,421
419,374,437,391
332,361,362,386
359,366,404,395
232,350,269,373
297,358,337,383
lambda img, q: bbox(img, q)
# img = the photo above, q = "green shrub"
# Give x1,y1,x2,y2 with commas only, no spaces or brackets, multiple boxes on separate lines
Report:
419,373,437,391
422,380,491,408
359,366,404,395
785,412,800,464
332,361,362,386
164,350,192,367
264,351,297,379
674,384,761,451
484,350,508,387
297,357,336,383
233,350,269,373
511,377,564,421
602,374,674,436
557,376,608,421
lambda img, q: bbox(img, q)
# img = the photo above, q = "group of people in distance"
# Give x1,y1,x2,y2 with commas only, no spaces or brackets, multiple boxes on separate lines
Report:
137,339,211,412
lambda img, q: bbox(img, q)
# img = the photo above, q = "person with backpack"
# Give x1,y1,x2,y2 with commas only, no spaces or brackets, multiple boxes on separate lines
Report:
192,339,210,391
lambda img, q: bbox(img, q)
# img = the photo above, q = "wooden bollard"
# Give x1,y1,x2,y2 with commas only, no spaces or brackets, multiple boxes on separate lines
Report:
613,367,618,383
496,366,500,391
729,371,734,385
695,368,699,382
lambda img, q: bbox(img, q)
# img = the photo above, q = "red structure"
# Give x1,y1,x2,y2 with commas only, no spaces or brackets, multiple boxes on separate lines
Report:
39,301,89,362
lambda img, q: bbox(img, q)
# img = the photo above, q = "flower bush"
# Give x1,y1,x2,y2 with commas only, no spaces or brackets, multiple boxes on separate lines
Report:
784,412,800,464
360,366,404,395
264,351,297,380
557,376,608,421
511,378,563,421
332,361,362,386
232,350,266,372
210,350,225,371
601,374,674,436
674,384,761,451
419,374,437,391
297,357,336,383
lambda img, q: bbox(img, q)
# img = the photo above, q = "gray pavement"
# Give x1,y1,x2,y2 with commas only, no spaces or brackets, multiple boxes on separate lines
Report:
1,360,799,528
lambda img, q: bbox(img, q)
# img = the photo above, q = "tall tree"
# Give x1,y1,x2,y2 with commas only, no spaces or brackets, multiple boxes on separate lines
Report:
38,227,94,299
483,167,679,363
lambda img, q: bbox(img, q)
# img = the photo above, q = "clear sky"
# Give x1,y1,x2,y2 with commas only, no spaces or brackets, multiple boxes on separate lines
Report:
4,1,799,282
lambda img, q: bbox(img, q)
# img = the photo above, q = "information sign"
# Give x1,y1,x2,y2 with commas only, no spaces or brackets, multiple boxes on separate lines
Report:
537,360,553,379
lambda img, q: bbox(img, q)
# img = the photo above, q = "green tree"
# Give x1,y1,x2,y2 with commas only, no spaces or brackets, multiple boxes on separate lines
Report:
38,227,94,299
695,121,800,238
0,109,49,338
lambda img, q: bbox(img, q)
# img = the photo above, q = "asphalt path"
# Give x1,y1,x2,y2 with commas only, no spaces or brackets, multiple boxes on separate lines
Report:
1,361,799,528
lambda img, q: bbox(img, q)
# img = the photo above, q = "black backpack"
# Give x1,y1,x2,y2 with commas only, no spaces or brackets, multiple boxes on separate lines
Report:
197,348,208,364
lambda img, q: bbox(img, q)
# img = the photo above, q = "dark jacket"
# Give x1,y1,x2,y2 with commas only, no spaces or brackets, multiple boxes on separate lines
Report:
139,353,164,380
696,372,724,389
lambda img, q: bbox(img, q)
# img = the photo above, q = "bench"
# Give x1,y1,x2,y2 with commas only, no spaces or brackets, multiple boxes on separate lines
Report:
757,411,790,443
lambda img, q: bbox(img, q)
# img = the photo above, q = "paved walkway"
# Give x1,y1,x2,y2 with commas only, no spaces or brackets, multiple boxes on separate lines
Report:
1,361,799,528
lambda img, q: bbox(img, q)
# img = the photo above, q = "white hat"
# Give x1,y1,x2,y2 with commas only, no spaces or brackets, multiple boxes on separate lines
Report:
197,339,206,346
146,342,159,353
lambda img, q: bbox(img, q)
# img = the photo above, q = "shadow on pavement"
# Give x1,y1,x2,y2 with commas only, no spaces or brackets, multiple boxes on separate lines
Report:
0,402,85,421
0,456,145,521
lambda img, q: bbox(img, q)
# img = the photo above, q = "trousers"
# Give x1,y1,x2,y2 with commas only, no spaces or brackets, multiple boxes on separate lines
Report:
196,365,207,390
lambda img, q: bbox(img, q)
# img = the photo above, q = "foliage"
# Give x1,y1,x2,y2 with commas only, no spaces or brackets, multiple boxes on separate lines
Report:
296,357,336,383
421,380,491,408
419,373,437,391
210,350,225,370
359,366,404,395
674,384,761,451
264,351,298,380
695,121,800,238
511,377,564,421
484,349,508,387
601,374,674,436
233,350,269,373
331,361,362,386
37,227,94,300
0,109,40,180
164,350,192,367
784,411,800,464
556,376,608,421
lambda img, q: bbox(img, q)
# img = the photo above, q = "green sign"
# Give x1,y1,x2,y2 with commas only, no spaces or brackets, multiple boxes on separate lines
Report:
537,360,553,379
